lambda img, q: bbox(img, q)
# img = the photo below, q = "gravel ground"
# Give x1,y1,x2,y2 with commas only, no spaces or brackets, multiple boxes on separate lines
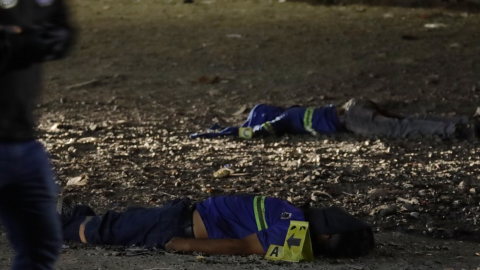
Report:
2,0,480,269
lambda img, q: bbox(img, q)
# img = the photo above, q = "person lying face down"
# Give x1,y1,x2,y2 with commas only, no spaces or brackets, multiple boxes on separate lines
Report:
190,99,479,140
60,195,374,257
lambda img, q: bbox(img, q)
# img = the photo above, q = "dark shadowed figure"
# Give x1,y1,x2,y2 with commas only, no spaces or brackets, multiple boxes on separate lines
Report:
0,1,75,269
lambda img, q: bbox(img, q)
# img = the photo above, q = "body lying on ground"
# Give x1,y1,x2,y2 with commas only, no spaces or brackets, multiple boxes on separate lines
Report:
60,195,375,257
190,98,479,140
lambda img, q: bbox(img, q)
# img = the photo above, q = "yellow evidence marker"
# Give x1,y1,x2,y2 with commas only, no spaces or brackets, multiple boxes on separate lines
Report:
265,220,314,262
238,127,253,139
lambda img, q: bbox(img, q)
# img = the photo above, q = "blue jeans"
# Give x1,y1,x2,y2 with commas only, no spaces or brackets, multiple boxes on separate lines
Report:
63,198,192,248
0,141,62,270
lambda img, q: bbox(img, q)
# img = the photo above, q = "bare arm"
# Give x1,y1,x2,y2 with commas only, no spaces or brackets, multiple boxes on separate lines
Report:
165,233,265,256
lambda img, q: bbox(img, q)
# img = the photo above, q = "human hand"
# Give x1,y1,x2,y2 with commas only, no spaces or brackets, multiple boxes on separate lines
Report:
12,23,71,62
0,25,21,34
31,23,71,61
165,237,188,252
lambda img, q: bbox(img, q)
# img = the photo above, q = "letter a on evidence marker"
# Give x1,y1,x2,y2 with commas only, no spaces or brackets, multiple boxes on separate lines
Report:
265,221,314,262
265,245,284,260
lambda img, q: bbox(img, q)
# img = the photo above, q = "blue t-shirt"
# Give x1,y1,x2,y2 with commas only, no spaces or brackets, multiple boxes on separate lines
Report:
196,195,304,252
190,104,339,139
251,104,340,136
240,104,285,128
278,105,340,134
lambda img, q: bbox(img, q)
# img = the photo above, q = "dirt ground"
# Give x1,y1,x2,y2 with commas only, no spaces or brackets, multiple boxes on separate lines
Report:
2,0,480,269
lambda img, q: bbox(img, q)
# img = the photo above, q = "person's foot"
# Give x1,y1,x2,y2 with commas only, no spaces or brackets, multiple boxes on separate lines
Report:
474,116,480,139
455,122,479,141
56,196,74,224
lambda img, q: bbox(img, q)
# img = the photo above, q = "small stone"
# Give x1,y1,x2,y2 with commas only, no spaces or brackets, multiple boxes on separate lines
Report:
470,188,476,194
403,203,416,212
303,175,312,182
370,204,397,216
410,212,420,219
397,197,419,205
368,188,388,198
403,183,414,189
458,181,468,192
424,260,434,266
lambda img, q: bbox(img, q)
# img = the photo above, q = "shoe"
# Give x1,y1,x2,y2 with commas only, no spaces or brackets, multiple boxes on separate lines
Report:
456,122,478,141
56,196,74,224
473,107,480,118
474,117,480,139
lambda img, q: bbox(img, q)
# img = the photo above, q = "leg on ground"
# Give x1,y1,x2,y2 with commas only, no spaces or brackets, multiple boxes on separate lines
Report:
343,99,457,138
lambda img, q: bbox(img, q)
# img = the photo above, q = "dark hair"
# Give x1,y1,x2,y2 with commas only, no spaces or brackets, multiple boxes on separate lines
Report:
317,229,375,257
304,206,375,257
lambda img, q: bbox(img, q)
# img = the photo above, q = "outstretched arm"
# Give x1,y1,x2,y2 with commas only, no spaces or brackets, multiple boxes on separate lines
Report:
165,233,265,255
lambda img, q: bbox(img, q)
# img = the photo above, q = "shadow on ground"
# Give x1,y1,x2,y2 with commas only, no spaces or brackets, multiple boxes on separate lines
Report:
290,0,480,11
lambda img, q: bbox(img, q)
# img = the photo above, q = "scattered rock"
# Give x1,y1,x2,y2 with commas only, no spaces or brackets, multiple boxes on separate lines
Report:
368,188,388,198
397,197,419,205
77,137,99,143
402,203,417,212
418,189,428,196
370,204,397,217
213,168,233,178
50,123,60,131
410,212,420,219
458,181,469,192
231,105,248,116
66,175,89,186
424,23,447,29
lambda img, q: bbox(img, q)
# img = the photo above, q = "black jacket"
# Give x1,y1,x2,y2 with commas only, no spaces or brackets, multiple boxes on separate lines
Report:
0,0,75,141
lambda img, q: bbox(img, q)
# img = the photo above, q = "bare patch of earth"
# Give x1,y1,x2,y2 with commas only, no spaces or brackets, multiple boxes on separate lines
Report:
2,0,480,269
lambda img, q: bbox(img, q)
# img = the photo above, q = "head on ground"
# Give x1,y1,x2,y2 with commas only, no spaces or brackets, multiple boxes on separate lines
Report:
304,206,375,257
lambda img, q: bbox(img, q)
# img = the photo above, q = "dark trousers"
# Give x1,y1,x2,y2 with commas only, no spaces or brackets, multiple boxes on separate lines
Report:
0,141,62,270
63,198,192,249
343,99,463,138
